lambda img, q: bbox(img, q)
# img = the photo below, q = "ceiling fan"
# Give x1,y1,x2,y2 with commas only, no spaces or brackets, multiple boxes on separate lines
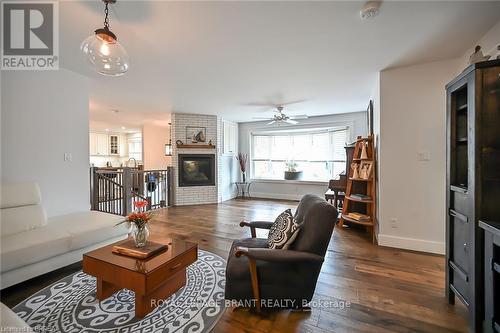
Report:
253,105,309,125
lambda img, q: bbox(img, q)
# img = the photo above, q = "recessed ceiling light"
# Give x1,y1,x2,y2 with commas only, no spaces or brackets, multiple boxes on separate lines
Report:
105,128,110,132
121,126,126,130
360,1,381,20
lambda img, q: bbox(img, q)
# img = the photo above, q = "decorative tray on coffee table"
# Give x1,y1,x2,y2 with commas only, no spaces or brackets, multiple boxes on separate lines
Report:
112,239,168,259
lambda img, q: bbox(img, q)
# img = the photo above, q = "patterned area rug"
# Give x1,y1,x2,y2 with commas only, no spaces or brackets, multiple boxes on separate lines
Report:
13,250,226,333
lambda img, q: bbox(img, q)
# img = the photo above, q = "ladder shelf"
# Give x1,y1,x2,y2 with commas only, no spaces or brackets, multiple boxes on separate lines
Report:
340,134,377,243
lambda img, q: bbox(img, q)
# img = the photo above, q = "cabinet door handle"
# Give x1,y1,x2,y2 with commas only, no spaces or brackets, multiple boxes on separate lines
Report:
170,263,182,270
449,209,468,223
493,262,500,274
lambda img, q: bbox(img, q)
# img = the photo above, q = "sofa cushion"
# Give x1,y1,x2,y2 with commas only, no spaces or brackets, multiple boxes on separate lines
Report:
1,182,41,208
0,225,71,272
0,204,47,237
48,211,128,250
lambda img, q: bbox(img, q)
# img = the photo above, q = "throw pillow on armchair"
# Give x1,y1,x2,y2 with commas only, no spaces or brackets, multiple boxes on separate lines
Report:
267,209,301,249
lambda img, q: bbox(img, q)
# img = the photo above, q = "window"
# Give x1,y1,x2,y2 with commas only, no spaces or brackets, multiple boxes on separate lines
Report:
127,133,142,162
251,128,349,181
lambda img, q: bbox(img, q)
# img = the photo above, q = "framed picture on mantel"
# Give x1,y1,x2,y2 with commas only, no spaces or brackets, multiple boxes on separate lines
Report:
186,127,206,143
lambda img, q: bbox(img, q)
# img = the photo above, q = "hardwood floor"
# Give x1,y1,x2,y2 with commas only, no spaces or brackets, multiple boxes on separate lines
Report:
1,198,468,332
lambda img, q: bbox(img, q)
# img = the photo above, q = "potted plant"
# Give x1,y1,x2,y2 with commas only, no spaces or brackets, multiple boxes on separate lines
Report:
284,161,302,180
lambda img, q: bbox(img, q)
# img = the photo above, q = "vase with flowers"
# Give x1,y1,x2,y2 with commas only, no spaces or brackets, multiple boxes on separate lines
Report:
116,201,152,248
236,153,248,183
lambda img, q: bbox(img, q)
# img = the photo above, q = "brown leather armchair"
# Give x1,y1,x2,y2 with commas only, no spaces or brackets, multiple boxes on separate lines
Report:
224,194,337,311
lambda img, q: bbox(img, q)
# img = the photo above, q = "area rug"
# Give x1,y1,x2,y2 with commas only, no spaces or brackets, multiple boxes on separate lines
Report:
13,250,226,333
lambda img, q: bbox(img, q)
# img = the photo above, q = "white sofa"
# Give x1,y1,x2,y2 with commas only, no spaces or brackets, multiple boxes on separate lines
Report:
0,302,33,332
0,182,128,289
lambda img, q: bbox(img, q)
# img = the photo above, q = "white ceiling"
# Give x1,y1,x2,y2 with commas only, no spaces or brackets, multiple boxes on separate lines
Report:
59,1,500,124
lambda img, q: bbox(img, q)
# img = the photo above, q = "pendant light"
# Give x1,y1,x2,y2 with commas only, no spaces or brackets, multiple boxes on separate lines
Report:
165,123,172,156
81,0,129,76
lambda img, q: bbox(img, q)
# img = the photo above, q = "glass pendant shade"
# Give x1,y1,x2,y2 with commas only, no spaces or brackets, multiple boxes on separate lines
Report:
81,29,129,76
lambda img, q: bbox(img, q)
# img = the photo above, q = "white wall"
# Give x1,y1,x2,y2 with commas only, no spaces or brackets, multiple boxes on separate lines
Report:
375,18,499,254
143,123,171,170
1,69,90,217
377,58,460,254
238,112,367,200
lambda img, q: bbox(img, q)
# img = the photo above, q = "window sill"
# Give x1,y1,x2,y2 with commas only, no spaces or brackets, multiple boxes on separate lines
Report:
250,178,328,186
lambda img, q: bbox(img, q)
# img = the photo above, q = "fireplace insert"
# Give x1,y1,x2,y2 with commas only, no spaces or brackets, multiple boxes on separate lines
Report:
178,154,215,187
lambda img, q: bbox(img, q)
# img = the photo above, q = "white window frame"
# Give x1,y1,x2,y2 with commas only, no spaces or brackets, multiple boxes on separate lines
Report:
249,123,352,183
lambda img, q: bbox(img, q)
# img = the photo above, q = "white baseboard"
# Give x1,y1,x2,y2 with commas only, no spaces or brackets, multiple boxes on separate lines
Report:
250,191,302,201
377,234,445,255
220,192,238,202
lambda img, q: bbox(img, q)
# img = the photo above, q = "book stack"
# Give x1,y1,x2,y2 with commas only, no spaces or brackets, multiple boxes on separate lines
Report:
112,240,168,259
350,193,372,201
345,212,371,222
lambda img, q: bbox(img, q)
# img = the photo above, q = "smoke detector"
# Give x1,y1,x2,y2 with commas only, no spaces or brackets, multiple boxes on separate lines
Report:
360,1,381,20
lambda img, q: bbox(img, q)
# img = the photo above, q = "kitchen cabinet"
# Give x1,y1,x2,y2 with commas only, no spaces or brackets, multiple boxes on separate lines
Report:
89,133,97,155
96,133,109,155
223,120,238,155
90,132,125,156
109,135,119,155
119,134,128,157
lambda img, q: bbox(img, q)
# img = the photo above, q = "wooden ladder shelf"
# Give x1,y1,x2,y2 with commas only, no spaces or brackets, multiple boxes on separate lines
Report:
340,134,377,244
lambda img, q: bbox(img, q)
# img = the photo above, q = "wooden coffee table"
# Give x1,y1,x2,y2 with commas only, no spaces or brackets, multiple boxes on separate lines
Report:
83,237,198,317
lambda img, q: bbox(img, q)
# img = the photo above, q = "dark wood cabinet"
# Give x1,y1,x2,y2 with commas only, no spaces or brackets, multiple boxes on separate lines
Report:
479,221,500,333
446,59,500,332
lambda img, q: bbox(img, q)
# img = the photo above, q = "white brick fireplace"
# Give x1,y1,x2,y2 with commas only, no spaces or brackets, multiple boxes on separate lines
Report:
171,113,219,206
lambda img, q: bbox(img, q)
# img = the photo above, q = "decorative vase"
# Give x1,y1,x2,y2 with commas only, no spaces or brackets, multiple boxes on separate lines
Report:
352,163,360,179
131,224,149,248
359,165,367,179
360,143,368,159
242,172,246,183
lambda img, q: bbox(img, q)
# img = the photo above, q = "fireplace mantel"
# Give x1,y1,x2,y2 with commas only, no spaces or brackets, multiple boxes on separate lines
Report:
176,143,215,149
